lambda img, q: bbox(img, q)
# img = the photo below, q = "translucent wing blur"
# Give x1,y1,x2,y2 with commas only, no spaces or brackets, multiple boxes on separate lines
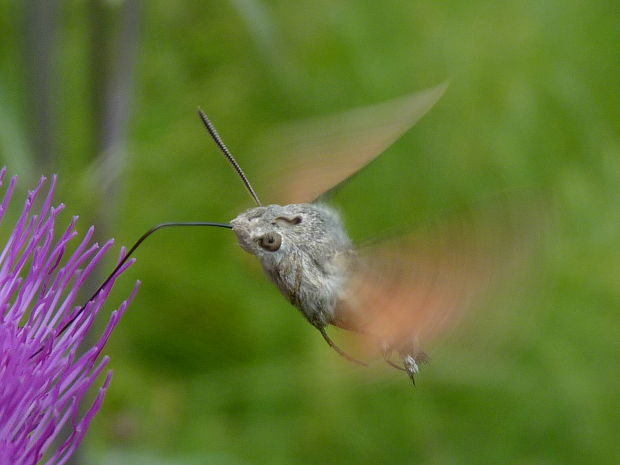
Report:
256,82,448,205
332,200,539,356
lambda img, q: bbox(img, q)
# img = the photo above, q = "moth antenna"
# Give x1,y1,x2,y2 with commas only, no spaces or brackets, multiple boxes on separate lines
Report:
197,108,262,206
31,221,232,358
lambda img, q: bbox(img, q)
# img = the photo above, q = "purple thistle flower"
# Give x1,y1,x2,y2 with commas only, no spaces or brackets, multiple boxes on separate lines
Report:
0,168,139,465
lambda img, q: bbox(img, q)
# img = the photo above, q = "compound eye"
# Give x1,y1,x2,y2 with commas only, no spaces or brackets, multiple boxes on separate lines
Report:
259,232,282,252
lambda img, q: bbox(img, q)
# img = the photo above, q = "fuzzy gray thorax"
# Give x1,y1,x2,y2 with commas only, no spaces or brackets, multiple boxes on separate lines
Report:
231,203,354,328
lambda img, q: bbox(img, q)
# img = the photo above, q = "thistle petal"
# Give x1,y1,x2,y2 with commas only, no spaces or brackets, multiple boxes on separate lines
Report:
0,172,138,465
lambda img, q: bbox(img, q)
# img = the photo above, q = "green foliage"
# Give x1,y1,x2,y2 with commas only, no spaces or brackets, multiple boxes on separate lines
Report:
1,0,619,463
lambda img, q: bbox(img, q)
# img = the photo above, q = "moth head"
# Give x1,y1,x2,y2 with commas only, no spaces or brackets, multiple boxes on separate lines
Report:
230,203,351,262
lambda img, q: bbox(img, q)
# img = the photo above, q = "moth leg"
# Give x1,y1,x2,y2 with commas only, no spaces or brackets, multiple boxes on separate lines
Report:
318,327,367,367
385,359,407,372
290,264,303,307
380,343,407,372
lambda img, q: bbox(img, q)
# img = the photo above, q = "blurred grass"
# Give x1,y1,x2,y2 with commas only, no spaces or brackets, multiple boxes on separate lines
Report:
1,0,620,464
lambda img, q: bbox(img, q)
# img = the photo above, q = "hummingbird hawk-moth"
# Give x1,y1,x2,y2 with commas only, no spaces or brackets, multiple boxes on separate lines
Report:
69,83,521,385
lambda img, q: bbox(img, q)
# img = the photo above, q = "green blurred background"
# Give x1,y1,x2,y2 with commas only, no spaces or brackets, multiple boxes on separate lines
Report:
1,0,620,464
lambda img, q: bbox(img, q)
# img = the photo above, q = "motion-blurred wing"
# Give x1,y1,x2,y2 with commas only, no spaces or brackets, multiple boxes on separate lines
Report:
333,201,538,355
258,83,448,205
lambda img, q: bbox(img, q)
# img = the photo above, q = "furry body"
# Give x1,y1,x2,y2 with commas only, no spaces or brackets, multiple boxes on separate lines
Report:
231,203,354,329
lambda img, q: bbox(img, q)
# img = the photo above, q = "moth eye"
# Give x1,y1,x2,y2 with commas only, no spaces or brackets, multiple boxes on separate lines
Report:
258,232,282,252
